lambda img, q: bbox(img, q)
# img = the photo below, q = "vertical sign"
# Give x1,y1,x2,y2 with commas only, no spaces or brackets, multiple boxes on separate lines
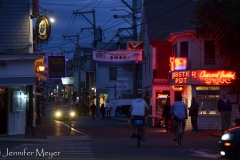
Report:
48,56,65,78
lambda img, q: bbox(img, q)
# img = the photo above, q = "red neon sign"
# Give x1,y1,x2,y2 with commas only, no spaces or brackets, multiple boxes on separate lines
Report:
170,70,236,85
200,70,235,85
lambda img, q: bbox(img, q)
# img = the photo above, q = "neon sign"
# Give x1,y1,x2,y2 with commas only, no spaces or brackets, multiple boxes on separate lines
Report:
169,70,235,85
169,57,187,71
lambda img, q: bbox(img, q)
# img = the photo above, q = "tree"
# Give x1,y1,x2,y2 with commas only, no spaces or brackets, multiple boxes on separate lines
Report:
190,0,240,93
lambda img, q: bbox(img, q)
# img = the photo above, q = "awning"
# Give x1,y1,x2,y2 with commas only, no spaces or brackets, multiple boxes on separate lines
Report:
0,77,35,86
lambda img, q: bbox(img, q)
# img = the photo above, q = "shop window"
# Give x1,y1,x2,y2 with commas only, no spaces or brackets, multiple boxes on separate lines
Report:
180,41,188,57
196,86,220,114
109,67,117,81
204,40,216,65
156,90,170,117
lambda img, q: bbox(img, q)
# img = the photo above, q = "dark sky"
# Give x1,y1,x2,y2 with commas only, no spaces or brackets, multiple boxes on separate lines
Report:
38,0,135,59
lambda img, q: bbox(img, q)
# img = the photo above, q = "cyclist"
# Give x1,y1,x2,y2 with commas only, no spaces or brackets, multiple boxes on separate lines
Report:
170,95,188,141
129,97,149,141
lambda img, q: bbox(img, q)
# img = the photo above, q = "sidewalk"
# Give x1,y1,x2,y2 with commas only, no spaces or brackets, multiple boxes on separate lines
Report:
0,102,91,142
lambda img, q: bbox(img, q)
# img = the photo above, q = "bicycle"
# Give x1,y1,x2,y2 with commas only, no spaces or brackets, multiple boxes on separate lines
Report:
133,117,144,148
176,119,184,147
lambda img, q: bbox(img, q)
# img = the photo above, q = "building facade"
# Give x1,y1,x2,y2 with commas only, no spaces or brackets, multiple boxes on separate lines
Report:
140,0,239,130
0,0,45,136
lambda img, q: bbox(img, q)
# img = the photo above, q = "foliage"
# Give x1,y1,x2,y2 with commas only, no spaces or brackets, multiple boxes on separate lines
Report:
189,0,240,93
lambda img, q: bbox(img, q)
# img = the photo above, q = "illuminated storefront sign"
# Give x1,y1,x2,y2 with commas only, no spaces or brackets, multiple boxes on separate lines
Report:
169,70,235,85
170,57,187,71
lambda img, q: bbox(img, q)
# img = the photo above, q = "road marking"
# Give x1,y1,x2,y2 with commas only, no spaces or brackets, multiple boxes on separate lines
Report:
189,150,220,159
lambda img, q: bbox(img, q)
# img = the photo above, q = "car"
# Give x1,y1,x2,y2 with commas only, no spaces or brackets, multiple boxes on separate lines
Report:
219,126,240,159
53,105,76,121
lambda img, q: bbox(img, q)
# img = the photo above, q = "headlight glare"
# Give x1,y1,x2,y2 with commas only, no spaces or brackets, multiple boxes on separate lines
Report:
70,111,75,116
221,133,233,140
56,111,61,117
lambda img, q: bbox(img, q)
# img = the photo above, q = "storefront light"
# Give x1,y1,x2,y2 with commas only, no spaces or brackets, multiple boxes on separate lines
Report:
38,65,45,72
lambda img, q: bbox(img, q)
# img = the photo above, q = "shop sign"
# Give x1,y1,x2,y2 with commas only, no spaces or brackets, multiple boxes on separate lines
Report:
170,57,187,71
117,78,128,90
36,16,51,42
48,56,65,79
61,77,74,85
169,70,235,85
153,79,168,84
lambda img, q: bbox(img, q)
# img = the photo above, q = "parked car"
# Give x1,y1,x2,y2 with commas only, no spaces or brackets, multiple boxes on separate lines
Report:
219,126,240,159
53,105,76,121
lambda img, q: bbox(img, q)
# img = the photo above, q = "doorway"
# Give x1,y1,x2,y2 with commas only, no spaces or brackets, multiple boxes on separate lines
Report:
0,88,8,134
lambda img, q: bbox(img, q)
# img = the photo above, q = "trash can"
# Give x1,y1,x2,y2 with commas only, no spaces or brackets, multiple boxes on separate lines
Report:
235,117,240,127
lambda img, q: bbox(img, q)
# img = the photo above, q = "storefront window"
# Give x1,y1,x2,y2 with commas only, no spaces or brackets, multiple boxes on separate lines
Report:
196,86,220,114
156,90,170,116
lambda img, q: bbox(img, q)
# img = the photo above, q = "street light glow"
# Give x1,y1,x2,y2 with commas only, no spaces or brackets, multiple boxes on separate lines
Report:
50,17,55,22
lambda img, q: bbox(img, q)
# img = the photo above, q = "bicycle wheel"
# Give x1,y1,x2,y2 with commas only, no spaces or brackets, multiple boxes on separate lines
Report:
138,137,141,147
177,126,182,147
136,125,141,147
177,134,181,147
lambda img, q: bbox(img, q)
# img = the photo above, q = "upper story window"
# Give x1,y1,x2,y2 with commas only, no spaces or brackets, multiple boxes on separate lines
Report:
109,67,117,80
204,40,215,65
180,41,188,57
173,43,177,57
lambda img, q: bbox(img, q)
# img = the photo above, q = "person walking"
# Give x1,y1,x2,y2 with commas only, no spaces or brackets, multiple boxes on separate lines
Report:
162,97,171,133
217,92,232,133
188,97,199,134
90,102,96,120
106,100,112,118
41,101,46,116
100,102,105,120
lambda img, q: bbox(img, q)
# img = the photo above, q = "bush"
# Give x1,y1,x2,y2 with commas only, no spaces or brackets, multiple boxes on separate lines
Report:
121,105,131,116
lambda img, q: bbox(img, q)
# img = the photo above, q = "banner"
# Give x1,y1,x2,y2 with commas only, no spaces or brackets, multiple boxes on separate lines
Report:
93,50,142,64
117,78,128,90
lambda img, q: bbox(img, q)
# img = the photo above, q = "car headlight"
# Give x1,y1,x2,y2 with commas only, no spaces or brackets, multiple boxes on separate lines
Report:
221,133,233,140
56,111,61,117
70,111,75,116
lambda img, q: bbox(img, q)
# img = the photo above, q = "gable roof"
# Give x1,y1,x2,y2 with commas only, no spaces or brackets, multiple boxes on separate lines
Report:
142,0,198,41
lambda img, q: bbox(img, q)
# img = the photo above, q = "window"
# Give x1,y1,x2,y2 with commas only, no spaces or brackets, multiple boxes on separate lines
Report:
109,67,117,80
196,86,220,114
173,43,177,57
204,40,215,65
180,41,188,57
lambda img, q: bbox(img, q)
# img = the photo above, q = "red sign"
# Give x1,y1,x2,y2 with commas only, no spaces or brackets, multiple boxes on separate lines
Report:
169,57,187,71
169,70,236,85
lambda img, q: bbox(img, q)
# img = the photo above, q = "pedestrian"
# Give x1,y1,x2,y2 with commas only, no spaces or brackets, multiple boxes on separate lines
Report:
162,97,171,133
188,97,199,134
100,102,105,120
90,102,96,120
106,100,112,118
217,92,232,133
40,101,46,116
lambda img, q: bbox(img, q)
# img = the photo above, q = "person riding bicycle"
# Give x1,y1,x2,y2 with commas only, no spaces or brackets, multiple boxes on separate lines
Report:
170,95,188,141
129,97,149,141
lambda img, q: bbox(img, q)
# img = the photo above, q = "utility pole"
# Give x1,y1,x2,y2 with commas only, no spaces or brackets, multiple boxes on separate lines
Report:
62,34,81,107
73,9,101,48
114,0,138,98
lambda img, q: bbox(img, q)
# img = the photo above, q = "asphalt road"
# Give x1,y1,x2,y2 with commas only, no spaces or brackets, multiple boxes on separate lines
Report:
71,116,221,160
0,102,223,160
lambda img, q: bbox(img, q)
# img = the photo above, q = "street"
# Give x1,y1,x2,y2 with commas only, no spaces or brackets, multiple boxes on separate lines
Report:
0,102,222,160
